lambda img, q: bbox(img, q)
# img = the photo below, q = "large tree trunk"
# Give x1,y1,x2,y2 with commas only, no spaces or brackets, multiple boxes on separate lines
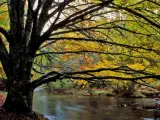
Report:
2,46,35,112
3,81,34,112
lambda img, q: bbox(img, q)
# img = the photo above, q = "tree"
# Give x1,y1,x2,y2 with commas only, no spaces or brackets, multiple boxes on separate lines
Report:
0,0,159,113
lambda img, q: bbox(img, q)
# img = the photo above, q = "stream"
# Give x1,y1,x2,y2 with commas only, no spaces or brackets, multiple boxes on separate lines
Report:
33,88,157,120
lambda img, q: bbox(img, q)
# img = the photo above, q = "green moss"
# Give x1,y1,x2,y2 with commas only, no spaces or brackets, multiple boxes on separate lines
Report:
92,89,114,96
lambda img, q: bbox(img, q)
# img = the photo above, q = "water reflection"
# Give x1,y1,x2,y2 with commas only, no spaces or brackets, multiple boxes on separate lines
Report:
33,88,155,120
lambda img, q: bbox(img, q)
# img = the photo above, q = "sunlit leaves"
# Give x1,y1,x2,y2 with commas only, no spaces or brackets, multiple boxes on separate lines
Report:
0,62,5,78
0,3,9,29
74,80,88,88
127,63,144,70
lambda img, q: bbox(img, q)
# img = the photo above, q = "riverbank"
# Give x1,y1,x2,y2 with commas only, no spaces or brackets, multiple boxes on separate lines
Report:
45,86,160,98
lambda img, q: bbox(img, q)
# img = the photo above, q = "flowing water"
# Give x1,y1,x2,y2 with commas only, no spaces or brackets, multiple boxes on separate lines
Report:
33,88,157,120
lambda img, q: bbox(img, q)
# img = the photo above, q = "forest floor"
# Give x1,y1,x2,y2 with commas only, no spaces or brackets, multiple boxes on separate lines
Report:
0,93,48,120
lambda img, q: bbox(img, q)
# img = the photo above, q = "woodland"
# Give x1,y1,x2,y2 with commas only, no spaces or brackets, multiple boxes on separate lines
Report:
0,0,159,119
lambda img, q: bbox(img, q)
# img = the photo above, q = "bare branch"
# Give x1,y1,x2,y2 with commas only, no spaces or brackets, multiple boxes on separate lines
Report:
41,0,114,41
31,65,160,89
0,27,12,43
110,3,160,29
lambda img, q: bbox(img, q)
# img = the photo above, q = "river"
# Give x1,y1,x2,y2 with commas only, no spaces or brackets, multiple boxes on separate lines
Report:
33,88,157,120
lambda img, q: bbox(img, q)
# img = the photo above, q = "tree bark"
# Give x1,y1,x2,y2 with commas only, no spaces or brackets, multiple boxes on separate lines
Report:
2,43,35,112
3,81,33,112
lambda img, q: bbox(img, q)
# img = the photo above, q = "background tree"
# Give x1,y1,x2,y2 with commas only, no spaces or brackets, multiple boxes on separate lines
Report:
0,0,159,114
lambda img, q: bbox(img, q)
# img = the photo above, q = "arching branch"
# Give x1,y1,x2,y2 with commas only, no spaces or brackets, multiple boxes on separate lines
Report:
30,66,160,89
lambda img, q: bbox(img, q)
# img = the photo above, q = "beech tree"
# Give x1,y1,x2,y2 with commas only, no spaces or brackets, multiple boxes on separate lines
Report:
0,0,159,113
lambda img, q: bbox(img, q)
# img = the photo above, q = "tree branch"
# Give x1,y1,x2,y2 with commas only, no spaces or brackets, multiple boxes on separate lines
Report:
0,27,12,43
111,3,160,29
30,64,160,89
40,0,114,42
48,37,159,55
31,70,62,89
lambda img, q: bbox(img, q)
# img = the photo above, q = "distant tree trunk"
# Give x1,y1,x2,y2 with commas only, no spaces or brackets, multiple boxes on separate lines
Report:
128,81,135,94
123,81,135,97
